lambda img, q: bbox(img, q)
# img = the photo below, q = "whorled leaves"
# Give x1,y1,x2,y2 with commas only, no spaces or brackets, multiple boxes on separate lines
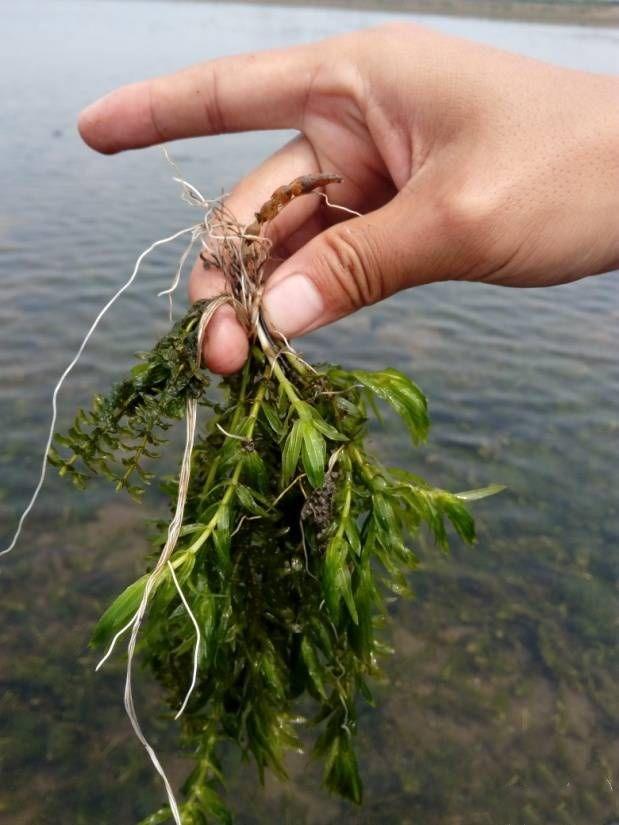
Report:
48,299,213,498
54,301,502,824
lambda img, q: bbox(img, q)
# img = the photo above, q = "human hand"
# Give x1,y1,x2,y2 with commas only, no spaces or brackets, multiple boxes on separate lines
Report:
78,23,619,373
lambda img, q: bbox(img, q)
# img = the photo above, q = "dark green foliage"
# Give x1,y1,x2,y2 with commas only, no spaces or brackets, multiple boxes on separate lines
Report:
54,301,501,824
48,300,213,498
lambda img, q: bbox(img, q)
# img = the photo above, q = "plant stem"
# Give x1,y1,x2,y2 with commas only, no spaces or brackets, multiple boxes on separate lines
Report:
335,474,352,542
186,368,268,556
350,445,378,489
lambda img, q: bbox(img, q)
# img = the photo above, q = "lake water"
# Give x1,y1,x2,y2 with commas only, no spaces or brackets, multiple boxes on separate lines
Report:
1,2,618,823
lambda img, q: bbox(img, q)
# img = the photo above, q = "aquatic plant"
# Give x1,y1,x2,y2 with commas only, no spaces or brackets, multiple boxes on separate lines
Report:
4,172,502,823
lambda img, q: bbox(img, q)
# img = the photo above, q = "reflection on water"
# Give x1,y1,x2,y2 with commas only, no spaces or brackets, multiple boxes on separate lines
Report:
0,2,617,823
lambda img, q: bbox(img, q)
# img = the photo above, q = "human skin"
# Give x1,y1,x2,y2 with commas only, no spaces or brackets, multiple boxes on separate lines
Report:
78,23,619,374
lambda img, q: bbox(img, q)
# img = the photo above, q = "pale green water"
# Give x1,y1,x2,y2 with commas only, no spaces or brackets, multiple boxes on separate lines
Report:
0,2,617,823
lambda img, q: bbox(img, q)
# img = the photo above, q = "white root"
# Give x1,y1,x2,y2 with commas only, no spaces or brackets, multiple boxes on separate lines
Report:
158,231,198,322
114,299,227,825
95,612,139,672
317,192,363,218
168,560,201,721
0,225,198,560
122,397,198,825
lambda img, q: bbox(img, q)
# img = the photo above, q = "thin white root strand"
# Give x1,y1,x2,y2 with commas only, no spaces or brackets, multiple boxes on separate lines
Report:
215,422,247,441
122,397,198,825
318,192,363,218
158,231,198,322
162,145,211,210
167,561,201,720
95,612,139,672
271,473,305,508
0,225,197,560
327,446,345,474
118,301,223,825
173,176,209,209
230,515,248,539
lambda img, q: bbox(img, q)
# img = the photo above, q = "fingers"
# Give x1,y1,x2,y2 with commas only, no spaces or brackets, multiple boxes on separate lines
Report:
190,145,445,373
189,269,250,376
190,135,337,373
262,188,448,338
78,44,322,154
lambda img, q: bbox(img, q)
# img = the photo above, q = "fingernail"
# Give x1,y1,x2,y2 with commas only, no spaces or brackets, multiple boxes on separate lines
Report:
263,274,324,337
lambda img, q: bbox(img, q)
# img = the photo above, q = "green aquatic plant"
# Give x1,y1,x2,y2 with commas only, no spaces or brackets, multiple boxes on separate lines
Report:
48,175,502,824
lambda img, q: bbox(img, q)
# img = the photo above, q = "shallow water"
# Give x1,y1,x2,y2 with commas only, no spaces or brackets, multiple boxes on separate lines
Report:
0,2,618,823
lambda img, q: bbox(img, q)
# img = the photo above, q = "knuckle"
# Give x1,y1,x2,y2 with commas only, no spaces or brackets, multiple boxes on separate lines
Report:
437,188,493,237
318,225,386,311
432,186,504,277
148,83,169,143
202,62,226,135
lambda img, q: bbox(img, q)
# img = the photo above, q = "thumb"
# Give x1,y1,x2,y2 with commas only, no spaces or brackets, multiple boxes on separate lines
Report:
262,191,440,338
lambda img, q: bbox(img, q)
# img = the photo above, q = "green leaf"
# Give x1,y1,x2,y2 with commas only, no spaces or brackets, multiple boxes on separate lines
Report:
324,536,346,620
438,492,476,544
190,784,233,824
281,419,304,485
306,408,348,441
301,637,328,700
455,483,506,501
358,677,375,706
352,562,376,661
353,368,429,444
344,518,361,556
383,569,413,598
300,422,326,489
324,736,363,804
388,466,432,490
259,641,286,697
235,484,270,517
91,574,148,648
293,400,314,420
324,536,357,624
213,505,232,567
242,450,268,493
137,805,176,825
372,493,398,534
52,433,72,449
338,565,358,624
260,402,283,437
47,446,64,468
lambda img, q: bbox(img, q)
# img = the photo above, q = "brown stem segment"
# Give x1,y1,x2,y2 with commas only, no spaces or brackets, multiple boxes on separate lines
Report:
245,173,343,238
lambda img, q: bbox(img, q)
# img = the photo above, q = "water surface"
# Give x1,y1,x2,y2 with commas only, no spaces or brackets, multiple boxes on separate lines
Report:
0,2,618,823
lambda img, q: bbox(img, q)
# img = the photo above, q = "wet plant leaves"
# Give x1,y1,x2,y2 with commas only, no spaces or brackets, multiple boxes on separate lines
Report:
53,289,501,821
300,422,326,489
91,574,148,648
282,419,304,485
455,483,507,501
352,368,429,444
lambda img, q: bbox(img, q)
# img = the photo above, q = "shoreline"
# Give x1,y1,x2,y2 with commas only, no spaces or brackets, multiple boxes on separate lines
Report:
210,0,619,27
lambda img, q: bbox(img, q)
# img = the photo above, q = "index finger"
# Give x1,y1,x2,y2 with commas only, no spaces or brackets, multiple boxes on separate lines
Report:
78,44,323,154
